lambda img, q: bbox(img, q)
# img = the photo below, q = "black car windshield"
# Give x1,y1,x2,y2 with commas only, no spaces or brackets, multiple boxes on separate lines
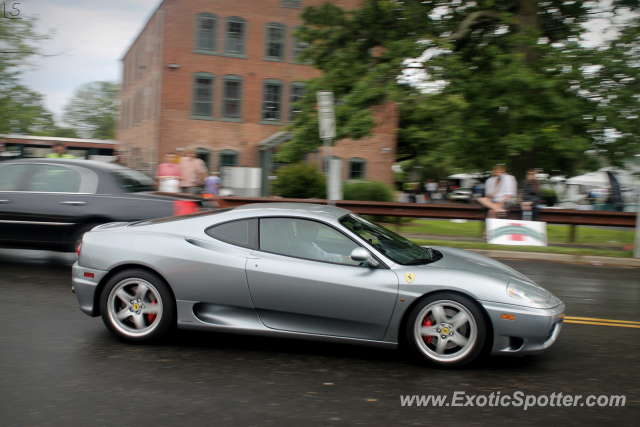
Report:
112,170,157,193
340,214,436,265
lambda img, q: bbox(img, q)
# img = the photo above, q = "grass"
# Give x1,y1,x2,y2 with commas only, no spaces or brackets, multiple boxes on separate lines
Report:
397,220,636,245
409,238,634,258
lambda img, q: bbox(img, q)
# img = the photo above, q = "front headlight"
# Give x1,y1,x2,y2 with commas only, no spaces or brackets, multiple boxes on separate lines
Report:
507,282,550,304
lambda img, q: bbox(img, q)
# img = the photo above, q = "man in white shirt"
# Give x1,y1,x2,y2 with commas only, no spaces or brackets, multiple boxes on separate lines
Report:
478,164,517,218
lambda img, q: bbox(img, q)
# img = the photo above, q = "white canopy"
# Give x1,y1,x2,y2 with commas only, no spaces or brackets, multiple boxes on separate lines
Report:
566,167,640,188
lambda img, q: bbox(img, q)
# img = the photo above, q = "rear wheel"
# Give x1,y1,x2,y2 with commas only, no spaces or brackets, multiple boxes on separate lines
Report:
100,269,174,342
406,293,486,368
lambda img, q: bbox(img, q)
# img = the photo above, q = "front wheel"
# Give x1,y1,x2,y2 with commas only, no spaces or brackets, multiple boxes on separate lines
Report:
100,269,174,342
406,293,486,368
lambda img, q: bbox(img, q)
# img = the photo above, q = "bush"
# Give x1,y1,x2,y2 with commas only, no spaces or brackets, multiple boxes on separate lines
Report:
343,180,394,202
343,180,411,224
540,188,558,207
271,163,326,199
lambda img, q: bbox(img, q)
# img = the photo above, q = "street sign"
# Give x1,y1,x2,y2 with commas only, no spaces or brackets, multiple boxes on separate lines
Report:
317,91,336,139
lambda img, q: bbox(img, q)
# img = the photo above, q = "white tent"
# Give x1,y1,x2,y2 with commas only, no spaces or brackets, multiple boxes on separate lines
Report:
565,167,640,188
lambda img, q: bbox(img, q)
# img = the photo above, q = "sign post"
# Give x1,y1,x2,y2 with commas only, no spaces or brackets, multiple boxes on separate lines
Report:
317,91,339,204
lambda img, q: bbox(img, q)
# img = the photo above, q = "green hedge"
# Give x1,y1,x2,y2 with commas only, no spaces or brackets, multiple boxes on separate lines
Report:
271,163,326,199
343,180,394,202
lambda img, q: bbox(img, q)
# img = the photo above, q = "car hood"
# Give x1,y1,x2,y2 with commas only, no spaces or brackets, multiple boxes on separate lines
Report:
427,246,541,287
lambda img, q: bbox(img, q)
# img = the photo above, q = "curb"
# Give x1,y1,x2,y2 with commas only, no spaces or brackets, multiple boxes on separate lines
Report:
466,249,640,267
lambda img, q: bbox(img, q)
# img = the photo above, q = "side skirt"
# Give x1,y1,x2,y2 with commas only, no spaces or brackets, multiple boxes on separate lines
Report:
176,300,398,350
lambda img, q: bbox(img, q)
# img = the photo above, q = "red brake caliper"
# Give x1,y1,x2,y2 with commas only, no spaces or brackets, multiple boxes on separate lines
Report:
422,317,433,345
147,301,157,324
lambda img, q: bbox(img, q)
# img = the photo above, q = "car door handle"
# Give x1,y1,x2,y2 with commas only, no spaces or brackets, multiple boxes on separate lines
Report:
0,199,10,204
60,201,87,206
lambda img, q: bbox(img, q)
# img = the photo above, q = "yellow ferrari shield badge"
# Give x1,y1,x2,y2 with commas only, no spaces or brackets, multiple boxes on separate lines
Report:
133,303,140,311
405,273,415,283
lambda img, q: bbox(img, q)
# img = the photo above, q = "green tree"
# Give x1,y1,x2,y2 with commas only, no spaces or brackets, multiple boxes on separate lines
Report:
63,81,119,139
280,0,640,178
271,163,326,199
0,16,51,134
0,85,55,135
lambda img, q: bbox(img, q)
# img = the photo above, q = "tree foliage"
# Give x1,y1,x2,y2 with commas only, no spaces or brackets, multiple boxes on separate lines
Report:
63,81,119,140
281,0,640,178
0,16,55,135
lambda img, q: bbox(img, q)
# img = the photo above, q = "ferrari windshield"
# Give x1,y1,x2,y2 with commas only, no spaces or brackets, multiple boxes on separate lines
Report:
340,214,435,265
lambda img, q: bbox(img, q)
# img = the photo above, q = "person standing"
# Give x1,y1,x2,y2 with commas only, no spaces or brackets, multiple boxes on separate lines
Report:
45,142,76,159
179,149,207,194
520,168,540,221
477,164,517,218
426,179,438,202
204,171,221,196
155,153,182,192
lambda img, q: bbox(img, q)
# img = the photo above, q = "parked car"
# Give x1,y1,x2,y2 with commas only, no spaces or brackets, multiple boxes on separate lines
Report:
74,203,564,368
0,159,216,252
448,187,473,203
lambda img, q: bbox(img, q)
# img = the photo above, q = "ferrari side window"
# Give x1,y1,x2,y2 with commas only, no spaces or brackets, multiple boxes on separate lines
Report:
260,218,361,265
206,219,256,249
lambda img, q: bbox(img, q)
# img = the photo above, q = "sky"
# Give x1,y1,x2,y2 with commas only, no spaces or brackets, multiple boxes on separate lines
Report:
16,0,636,124
18,0,161,123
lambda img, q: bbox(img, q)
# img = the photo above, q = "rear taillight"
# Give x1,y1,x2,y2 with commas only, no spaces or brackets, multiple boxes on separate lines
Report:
173,200,199,216
77,242,82,257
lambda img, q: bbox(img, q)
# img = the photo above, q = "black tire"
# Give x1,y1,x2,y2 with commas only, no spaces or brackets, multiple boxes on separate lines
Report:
100,269,175,343
406,292,486,368
70,223,100,253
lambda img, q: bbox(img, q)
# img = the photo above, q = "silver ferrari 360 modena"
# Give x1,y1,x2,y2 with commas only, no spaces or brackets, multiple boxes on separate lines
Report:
73,203,564,367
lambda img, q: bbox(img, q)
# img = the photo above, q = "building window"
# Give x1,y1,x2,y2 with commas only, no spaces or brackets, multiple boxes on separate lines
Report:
349,158,366,179
262,80,282,121
280,0,302,8
292,28,308,61
225,17,245,54
222,75,243,119
289,83,305,121
219,149,239,168
265,23,285,60
192,73,214,117
196,13,217,51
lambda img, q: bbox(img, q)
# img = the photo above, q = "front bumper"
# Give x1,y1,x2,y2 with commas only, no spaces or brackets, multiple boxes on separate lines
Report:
72,261,109,317
481,300,565,356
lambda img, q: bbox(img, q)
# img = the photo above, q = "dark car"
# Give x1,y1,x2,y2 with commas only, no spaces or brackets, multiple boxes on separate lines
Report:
0,159,215,252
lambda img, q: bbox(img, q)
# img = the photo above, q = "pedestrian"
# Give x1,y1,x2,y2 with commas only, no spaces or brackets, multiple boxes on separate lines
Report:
520,168,540,221
179,148,208,194
45,142,75,159
204,171,221,196
155,153,182,192
426,179,438,202
477,164,517,219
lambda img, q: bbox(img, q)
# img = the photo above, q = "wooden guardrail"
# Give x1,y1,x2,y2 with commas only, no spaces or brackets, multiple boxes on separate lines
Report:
216,197,637,228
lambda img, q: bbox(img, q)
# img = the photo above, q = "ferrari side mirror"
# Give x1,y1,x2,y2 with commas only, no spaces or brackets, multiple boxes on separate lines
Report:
350,247,379,267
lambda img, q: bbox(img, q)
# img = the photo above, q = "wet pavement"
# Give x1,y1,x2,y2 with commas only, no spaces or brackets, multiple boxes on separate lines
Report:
0,249,638,426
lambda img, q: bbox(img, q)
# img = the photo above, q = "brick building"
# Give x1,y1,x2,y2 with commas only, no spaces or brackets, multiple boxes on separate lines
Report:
119,0,398,194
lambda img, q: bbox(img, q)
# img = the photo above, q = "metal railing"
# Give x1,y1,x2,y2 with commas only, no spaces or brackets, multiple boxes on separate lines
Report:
216,197,637,228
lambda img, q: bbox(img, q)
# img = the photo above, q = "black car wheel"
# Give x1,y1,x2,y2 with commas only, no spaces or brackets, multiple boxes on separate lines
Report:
100,269,174,343
406,292,486,368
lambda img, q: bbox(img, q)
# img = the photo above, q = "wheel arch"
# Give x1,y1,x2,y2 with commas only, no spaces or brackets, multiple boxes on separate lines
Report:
93,263,177,318
397,289,494,354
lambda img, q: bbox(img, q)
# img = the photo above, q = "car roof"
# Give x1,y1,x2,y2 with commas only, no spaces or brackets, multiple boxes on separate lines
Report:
2,158,128,172
232,202,351,220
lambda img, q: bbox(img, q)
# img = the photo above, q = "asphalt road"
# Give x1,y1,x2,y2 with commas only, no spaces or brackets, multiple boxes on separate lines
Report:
0,249,639,427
